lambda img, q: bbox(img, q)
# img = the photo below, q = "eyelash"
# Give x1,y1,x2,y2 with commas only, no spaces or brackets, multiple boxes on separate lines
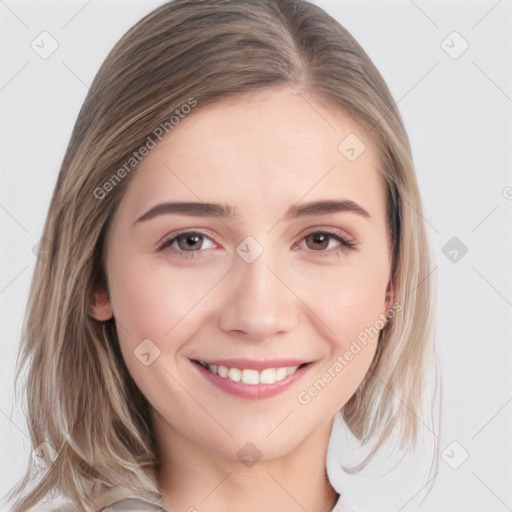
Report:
156,228,357,260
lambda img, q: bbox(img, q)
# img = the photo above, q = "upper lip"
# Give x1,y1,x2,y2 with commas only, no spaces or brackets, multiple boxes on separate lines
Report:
191,358,312,371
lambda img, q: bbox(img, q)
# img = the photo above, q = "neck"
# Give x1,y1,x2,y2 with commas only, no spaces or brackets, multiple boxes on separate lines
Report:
154,412,339,512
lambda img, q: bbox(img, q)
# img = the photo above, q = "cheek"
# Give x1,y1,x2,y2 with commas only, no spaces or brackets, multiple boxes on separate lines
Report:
291,238,390,408
108,255,224,362
112,257,200,328
327,268,388,346
317,275,385,388
108,258,217,409
294,267,387,412
299,248,390,346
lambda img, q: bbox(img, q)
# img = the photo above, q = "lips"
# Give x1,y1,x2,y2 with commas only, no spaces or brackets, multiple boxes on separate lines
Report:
190,358,313,398
196,361,301,385
190,358,311,398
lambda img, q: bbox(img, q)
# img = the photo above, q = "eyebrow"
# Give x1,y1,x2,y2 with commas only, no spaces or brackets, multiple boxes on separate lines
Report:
133,199,370,226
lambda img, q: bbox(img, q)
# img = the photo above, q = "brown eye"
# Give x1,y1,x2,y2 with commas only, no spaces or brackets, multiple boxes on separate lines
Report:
298,230,356,256
305,232,331,250
176,233,204,251
157,230,217,257
304,232,331,250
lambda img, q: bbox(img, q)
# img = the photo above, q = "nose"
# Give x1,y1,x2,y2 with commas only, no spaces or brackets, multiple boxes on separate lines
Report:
218,249,298,342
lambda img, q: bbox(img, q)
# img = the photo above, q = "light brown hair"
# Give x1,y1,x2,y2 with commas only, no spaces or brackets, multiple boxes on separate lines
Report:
7,0,438,510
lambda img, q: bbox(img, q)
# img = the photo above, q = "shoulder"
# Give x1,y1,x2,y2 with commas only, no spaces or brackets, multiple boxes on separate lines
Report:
99,496,167,511
19,487,165,512
23,496,166,512
24,497,73,512
92,486,166,512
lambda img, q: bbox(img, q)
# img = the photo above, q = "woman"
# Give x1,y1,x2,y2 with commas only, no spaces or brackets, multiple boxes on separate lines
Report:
6,0,438,510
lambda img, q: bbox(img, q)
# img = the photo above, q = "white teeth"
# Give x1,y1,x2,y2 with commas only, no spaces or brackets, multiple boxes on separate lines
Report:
276,367,288,380
228,368,241,382
259,368,276,384
241,369,260,385
285,366,296,376
201,362,301,385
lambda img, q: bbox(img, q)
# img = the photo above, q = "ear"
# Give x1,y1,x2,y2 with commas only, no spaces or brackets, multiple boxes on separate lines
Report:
384,279,394,312
89,288,113,321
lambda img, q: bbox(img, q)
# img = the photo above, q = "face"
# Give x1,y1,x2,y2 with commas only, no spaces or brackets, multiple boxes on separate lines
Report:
92,86,392,462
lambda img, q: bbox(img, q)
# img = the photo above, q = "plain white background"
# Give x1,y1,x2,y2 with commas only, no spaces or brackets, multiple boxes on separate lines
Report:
1,0,511,510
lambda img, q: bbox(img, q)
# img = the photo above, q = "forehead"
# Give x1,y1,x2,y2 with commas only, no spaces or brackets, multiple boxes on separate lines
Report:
118,86,386,222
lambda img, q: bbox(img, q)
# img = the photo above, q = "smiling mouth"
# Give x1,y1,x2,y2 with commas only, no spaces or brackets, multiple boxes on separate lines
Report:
192,360,310,385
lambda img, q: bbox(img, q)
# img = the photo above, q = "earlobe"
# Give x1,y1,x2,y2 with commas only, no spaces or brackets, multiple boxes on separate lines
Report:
89,288,113,321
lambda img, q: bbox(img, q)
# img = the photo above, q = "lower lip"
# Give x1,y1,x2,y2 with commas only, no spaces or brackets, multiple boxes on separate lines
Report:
192,361,313,400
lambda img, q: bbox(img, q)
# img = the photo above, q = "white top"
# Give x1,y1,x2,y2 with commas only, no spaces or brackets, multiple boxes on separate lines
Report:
96,492,354,511
27,487,354,511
